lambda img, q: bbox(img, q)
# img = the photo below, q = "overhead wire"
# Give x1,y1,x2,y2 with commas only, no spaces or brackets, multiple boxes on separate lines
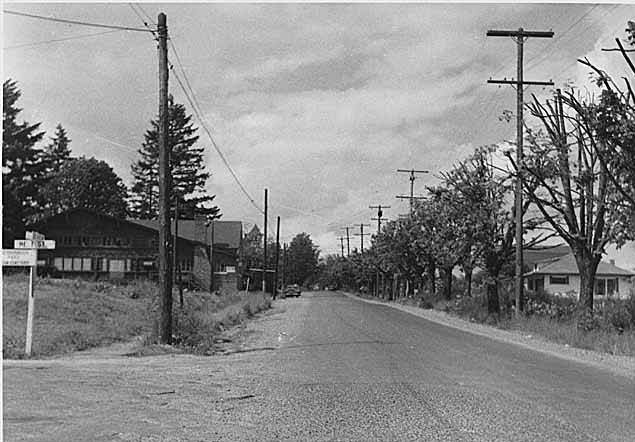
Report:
4,29,122,50
4,9,154,32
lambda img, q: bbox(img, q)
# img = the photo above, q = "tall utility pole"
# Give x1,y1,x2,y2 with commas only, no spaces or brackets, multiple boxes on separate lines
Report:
173,197,183,308
370,204,390,234
206,218,215,293
396,169,429,215
282,243,287,286
274,216,281,299
354,223,370,253
157,12,173,344
487,27,554,318
342,226,351,256
339,237,345,257
263,188,268,293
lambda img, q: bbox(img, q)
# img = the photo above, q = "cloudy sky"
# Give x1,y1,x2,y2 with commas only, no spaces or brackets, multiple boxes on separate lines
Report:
3,2,634,266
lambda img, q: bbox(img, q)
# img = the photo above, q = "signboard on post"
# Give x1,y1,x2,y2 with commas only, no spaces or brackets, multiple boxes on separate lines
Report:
2,249,37,266
2,233,55,357
15,239,56,249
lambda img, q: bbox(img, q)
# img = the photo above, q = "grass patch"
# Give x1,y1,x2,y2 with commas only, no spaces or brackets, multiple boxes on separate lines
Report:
3,274,272,359
171,290,271,355
430,289,635,357
3,274,155,359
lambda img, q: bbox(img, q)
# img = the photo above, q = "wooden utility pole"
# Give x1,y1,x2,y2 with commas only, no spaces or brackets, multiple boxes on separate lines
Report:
339,237,345,257
282,243,287,286
207,218,215,292
263,188,268,293
354,223,370,253
396,169,429,215
157,12,173,344
370,204,390,235
487,27,554,318
173,197,183,308
370,204,389,298
274,216,281,299
342,226,351,256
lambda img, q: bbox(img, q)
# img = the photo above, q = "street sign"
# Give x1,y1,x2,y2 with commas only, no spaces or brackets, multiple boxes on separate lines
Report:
14,239,56,249
25,231,45,241
2,249,37,266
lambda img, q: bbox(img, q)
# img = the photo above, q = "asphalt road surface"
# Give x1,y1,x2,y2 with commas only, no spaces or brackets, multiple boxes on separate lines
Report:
4,291,634,441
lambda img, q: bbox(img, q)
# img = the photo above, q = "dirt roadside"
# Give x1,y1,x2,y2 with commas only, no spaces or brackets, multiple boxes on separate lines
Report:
344,292,635,379
2,301,298,442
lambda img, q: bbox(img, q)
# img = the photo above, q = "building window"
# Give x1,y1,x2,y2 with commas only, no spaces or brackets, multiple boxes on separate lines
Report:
549,276,569,285
607,278,618,295
595,278,606,296
54,257,63,270
63,258,73,271
82,258,92,271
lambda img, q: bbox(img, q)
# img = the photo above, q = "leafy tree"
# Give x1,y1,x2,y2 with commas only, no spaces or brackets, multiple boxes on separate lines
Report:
41,157,129,218
129,95,220,219
286,233,319,286
2,79,45,246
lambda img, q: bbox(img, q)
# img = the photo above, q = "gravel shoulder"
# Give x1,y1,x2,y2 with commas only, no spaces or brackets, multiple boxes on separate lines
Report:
344,292,635,379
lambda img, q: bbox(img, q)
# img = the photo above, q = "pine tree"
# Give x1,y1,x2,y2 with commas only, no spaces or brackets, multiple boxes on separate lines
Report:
129,95,220,219
43,123,72,176
2,79,46,246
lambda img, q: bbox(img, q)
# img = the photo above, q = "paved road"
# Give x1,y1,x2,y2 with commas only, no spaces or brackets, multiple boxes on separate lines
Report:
4,291,634,441
217,291,634,441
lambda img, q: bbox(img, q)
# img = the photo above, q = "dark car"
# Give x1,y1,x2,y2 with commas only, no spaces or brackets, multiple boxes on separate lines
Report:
283,284,301,297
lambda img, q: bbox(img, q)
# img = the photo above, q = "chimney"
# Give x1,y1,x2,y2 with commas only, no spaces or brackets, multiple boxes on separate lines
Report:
609,259,615,266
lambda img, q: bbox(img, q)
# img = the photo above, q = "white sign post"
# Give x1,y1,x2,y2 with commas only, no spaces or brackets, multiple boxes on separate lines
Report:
2,231,54,356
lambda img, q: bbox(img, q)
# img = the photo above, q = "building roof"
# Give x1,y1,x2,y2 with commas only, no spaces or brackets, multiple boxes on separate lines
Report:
525,253,635,277
523,244,571,268
127,219,242,249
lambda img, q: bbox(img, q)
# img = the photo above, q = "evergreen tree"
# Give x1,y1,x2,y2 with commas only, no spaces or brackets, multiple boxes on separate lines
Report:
42,123,72,176
41,157,129,218
2,79,46,246
129,95,220,219
287,233,320,286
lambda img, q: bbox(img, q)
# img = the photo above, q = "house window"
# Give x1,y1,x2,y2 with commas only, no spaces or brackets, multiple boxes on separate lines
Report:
54,257,63,270
607,278,619,295
595,278,606,296
549,276,569,285
82,258,92,271
63,258,73,271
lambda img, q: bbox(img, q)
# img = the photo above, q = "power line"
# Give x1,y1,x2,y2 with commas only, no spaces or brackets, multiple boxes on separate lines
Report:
170,66,264,214
4,29,121,50
4,9,154,33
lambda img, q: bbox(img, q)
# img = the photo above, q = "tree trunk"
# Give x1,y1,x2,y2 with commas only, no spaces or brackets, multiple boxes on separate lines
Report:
486,278,499,314
429,262,436,296
465,267,473,297
443,267,453,300
575,251,601,313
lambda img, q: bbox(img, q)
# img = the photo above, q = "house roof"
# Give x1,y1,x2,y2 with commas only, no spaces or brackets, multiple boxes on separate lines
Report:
127,219,242,249
523,244,571,268
525,253,635,277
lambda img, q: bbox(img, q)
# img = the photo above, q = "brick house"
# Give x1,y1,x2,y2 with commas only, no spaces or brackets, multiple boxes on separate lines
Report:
30,208,242,290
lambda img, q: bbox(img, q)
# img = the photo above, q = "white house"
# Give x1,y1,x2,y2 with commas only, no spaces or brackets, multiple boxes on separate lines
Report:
524,253,634,299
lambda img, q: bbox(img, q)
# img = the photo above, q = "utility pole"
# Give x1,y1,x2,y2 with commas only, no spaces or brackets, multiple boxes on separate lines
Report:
370,204,389,298
282,243,287,287
263,188,268,293
487,27,554,318
342,226,351,256
173,196,183,308
207,218,215,293
157,12,172,344
369,204,390,235
339,236,345,257
274,216,280,299
354,224,370,253
396,169,429,215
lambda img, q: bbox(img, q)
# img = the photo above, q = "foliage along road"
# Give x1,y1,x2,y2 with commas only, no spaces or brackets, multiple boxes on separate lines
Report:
4,291,634,441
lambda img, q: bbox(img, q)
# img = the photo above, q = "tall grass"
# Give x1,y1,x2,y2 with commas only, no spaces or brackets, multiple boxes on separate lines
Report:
3,274,272,359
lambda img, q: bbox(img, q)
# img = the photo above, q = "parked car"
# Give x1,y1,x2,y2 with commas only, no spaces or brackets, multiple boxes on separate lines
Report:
283,284,301,297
